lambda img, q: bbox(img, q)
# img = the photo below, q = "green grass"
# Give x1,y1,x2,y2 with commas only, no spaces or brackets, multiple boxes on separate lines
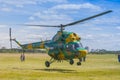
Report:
0,53,120,80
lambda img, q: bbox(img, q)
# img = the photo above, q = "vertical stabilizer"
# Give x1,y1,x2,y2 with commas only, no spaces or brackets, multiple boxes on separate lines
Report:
12,39,22,48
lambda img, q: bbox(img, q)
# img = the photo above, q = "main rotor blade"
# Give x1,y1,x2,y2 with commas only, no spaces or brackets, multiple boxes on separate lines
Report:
23,24,60,27
22,10,112,28
63,10,112,27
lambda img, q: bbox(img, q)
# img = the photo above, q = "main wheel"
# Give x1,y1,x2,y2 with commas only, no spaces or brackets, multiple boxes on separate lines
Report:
69,59,74,65
77,62,81,66
45,61,50,67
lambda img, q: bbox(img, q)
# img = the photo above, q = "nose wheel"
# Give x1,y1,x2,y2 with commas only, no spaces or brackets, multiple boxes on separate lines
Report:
69,59,74,65
77,58,82,66
45,61,50,67
77,62,81,66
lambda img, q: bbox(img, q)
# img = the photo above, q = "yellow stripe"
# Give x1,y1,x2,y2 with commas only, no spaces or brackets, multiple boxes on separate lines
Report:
27,44,32,49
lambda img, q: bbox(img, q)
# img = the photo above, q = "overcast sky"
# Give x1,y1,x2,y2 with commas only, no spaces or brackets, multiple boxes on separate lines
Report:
0,0,120,50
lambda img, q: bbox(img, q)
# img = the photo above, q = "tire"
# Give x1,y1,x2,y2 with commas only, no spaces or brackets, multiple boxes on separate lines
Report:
45,61,50,67
70,59,74,65
77,62,81,66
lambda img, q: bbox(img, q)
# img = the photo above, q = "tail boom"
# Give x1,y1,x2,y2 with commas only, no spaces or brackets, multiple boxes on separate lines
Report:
12,39,49,50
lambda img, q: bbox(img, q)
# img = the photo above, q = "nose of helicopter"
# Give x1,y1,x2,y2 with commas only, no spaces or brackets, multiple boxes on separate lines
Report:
78,49,88,57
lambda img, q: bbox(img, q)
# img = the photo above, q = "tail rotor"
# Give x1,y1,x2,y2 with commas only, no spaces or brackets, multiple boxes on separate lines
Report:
9,28,12,49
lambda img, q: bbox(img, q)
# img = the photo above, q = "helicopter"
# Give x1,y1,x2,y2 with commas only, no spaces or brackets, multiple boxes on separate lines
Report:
9,10,112,67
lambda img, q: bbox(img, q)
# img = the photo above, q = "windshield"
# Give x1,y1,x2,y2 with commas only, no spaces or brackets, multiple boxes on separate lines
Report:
66,42,83,50
74,42,83,49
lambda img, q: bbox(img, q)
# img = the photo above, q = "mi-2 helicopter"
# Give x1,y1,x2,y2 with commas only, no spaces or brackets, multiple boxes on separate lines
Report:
10,10,112,67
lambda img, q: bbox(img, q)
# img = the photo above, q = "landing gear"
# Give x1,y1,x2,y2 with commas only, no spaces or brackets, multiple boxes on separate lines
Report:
83,57,86,62
45,58,82,67
20,53,25,62
45,58,55,67
69,59,74,65
20,49,25,62
77,62,81,66
77,58,82,66
45,61,50,67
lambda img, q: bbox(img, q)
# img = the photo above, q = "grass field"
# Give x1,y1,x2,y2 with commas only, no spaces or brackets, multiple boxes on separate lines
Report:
0,53,120,80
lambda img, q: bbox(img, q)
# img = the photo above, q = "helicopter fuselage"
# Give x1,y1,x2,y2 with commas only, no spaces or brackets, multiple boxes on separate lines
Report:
45,31,87,60
13,31,87,61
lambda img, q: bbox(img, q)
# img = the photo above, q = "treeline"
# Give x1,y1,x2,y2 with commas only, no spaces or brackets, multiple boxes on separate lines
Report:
89,51,120,54
0,48,120,54
0,49,46,53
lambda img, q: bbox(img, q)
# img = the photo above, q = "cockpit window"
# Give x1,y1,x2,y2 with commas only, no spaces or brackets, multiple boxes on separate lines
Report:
66,44,74,50
66,42,83,50
74,42,83,49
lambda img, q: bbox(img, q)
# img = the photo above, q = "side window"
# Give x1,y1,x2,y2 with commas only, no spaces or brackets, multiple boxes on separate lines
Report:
80,42,83,48
49,47,54,50
66,44,75,50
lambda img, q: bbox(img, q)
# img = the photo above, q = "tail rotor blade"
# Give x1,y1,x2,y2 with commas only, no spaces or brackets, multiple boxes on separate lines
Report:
9,28,12,49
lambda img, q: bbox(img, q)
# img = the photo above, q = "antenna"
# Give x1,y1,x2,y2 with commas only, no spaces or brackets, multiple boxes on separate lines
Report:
9,28,12,49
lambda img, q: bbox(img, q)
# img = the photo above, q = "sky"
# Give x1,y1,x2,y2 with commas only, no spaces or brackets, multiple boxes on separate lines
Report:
0,0,120,51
